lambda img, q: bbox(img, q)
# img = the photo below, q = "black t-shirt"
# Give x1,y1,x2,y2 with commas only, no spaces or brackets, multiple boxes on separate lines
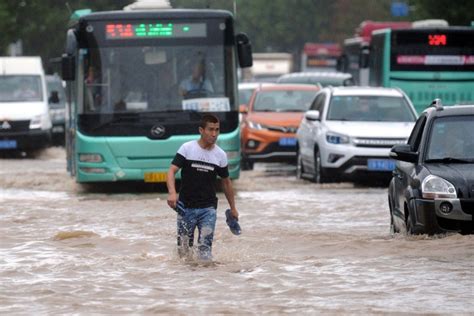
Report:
172,140,229,209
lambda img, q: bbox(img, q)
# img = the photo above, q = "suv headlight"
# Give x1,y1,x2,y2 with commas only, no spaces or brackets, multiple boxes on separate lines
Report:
422,175,457,199
247,120,264,130
326,132,350,144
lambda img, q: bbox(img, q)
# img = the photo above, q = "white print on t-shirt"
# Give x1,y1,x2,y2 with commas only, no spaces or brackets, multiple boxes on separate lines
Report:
191,163,215,172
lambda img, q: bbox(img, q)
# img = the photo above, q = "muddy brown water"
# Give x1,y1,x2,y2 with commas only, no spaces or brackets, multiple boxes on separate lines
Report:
1,148,473,314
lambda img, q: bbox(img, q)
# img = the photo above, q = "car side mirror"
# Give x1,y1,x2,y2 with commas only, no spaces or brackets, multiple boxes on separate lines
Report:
305,110,320,121
239,104,248,114
389,144,418,163
49,91,60,104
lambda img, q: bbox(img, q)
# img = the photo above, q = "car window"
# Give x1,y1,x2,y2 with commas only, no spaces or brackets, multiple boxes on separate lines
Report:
238,88,254,105
46,78,66,109
326,95,416,122
425,116,474,160
310,93,326,112
278,77,308,84
253,90,318,112
408,115,427,152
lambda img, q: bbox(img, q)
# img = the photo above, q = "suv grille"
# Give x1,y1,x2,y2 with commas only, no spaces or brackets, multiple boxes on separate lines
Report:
353,138,406,148
265,125,298,133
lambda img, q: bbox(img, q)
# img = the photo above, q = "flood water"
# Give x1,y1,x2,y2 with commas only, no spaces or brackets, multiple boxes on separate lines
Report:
1,148,473,314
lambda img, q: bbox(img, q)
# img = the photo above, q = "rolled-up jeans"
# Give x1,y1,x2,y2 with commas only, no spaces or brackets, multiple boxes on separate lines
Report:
176,201,217,260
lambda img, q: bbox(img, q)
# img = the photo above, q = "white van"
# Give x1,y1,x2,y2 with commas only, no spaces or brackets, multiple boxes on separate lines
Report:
0,57,52,152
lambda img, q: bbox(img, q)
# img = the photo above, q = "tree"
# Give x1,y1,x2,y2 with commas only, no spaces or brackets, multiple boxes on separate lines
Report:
172,0,397,69
409,0,474,25
0,0,130,73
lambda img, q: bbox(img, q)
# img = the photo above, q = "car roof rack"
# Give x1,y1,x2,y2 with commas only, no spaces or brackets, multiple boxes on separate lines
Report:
430,98,444,111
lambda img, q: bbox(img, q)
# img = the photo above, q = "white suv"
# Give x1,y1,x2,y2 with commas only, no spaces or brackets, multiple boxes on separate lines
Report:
296,86,417,183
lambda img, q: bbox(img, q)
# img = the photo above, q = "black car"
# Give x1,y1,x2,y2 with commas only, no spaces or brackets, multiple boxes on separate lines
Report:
388,100,474,235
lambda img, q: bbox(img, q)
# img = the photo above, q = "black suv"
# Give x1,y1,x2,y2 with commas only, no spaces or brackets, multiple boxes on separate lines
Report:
388,100,474,235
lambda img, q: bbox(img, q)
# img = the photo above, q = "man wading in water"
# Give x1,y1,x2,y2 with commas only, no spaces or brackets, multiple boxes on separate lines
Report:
167,114,239,261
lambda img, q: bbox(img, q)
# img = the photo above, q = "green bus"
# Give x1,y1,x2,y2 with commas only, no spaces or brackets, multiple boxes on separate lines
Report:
368,27,474,113
61,6,252,183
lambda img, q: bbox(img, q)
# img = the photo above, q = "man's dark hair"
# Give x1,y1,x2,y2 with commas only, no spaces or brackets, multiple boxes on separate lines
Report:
200,114,219,128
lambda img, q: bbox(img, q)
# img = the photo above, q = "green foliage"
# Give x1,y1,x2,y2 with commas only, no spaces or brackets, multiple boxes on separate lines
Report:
2,0,470,74
409,0,474,25
0,0,130,72
172,0,396,68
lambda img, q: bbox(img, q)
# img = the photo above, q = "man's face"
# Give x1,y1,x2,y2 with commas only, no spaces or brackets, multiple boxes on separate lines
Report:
199,122,220,145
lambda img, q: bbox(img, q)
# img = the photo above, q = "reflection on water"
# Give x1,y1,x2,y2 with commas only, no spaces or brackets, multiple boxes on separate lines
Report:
1,151,473,314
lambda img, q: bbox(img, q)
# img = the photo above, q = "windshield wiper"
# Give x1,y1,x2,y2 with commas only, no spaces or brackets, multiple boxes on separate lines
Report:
425,157,473,163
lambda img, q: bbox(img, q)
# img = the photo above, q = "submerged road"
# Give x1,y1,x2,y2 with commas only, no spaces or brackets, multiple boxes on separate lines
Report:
1,148,473,314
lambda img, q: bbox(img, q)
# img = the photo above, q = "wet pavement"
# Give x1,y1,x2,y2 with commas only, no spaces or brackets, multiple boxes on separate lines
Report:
1,148,473,314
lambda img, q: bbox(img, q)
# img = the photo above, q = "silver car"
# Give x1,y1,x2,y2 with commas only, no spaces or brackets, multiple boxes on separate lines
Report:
296,86,418,183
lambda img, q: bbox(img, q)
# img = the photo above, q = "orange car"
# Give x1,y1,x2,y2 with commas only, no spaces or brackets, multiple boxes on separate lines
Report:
240,84,320,170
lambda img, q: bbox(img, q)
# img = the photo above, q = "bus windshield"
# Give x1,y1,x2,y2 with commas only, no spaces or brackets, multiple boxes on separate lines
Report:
82,44,231,114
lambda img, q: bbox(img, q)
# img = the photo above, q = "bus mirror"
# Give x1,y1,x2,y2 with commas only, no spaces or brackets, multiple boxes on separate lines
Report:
236,33,253,68
359,48,370,69
61,54,76,81
65,29,77,55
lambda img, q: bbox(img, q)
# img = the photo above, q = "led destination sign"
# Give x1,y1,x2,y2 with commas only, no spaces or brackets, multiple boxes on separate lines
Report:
105,22,207,39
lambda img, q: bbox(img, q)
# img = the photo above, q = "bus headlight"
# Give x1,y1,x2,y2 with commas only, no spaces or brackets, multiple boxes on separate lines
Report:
422,175,456,199
79,153,103,163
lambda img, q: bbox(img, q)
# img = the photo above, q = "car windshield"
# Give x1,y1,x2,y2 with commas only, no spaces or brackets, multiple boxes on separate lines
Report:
238,88,254,106
0,75,43,102
253,90,317,112
425,115,474,161
46,77,66,109
326,95,416,122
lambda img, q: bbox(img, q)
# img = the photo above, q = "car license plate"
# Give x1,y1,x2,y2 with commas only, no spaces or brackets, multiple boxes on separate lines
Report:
279,137,296,147
0,140,17,149
367,159,395,171
144,172,167,183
